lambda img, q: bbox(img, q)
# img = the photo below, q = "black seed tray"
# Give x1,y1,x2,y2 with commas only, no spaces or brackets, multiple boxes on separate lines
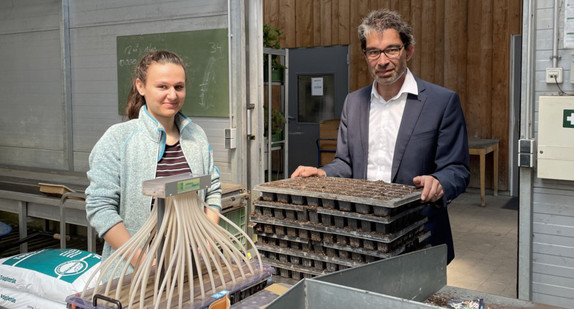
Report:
261,257,325,277
276,193,290,203
257,245,372,277
256,243,365,269
308,208,319,223
253,200,307,212
306,196,321,206
255,230,429,279
251,214,427,244
261,191,275,201
255,194,421,219
376,227,429,253
255,223,428,258
323,233,335,244
254,200,425,231
276,226,286,236
273,208,285,219
253,177,421,208
291,195,306,205
256,229,425,260
322,198,337,209
338,200,353,212
253,218,426,253
251,202,427,242
255,234,430,281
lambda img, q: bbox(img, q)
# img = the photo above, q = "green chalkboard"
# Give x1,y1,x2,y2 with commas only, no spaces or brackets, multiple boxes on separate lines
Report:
116,29,229,117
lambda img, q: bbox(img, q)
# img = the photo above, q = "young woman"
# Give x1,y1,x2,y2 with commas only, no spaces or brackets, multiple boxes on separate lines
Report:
85,50,222,266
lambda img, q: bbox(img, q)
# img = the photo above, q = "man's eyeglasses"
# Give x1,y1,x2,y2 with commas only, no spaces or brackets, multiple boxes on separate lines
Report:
363,45,404,60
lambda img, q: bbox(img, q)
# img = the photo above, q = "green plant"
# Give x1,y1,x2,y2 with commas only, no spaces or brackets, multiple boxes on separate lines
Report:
264,106,286,139
263,24,282,49
263,24,287,70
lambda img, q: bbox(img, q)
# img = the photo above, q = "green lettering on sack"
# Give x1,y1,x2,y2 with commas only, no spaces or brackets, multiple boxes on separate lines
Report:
1,294,16,303
0,274,16,284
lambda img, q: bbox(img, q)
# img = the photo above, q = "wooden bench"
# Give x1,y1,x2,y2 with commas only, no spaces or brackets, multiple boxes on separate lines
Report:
468,138,499,207
0,165,248,254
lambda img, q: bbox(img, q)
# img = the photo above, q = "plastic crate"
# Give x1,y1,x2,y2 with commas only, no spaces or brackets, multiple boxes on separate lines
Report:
220,206,247,249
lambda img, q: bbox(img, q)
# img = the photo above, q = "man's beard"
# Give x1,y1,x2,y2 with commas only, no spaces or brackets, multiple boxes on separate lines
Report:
373,64,407,86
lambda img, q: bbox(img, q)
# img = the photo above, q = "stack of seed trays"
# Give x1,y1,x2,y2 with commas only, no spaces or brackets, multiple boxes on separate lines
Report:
250,177,431,280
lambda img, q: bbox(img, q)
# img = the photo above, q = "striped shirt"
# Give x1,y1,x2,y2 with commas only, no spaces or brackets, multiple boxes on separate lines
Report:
153,141,221,212
156,141,192,177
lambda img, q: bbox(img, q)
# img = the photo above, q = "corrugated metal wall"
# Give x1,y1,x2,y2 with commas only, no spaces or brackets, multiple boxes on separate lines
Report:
0,0,64,168
530,1,574,308
0,0,236,182
532,188,574,306
264,0,523,192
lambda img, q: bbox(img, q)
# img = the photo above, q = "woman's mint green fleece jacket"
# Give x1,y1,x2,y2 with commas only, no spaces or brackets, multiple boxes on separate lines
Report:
85,106,221,261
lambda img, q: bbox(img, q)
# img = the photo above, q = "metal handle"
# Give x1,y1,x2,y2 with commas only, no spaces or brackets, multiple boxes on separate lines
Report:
93,294,122,309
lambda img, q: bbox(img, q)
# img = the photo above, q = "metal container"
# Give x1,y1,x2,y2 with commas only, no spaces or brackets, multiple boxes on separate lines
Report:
265,246,565,309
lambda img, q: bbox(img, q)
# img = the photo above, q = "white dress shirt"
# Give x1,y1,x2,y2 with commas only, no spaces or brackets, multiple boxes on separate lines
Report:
367,69,418,182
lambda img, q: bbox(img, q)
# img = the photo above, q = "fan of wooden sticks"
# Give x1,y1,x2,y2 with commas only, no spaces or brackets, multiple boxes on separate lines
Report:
82,191,262,308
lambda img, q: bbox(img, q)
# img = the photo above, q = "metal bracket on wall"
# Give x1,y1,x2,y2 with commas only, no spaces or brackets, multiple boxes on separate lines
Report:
518,139,536,168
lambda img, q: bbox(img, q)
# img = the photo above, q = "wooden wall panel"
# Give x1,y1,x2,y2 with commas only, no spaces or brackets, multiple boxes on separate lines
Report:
264,0,278,25
491,0,511,191
336,0,350,44
466,0,486,136
295,0,313,46
434,0,445,85
281,0,297,48
419,0,436,83
264,0,522,191
321,1,333,46
313,1,322,46
409,0,422,74
467,0,495,189
331,1,340,44
350,1,371,90
480,0,494,138
443,0,468,114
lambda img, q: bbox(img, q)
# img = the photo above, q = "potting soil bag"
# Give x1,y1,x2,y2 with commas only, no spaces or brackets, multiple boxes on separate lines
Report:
0,286,66,309
0,248,101,303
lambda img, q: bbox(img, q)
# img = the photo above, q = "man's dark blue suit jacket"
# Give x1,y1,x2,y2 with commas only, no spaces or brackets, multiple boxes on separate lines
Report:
322,76,470,264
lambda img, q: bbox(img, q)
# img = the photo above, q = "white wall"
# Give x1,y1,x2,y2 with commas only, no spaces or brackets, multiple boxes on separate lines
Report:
526,0,574,307
0,0,238,182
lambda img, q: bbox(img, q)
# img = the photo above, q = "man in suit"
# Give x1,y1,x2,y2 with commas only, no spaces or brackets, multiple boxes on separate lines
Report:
291,9,470,264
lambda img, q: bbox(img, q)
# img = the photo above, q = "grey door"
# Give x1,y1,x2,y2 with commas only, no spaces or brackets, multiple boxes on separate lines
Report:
287,45,349,174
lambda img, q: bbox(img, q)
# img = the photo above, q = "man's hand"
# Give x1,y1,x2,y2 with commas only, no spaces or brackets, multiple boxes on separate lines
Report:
413,175,443,203
290,166,326,178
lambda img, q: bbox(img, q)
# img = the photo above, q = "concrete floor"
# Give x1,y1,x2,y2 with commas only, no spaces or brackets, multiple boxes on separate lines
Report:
446,188,518,299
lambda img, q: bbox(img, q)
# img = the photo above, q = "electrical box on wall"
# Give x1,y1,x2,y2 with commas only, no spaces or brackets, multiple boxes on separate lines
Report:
538,96,574,181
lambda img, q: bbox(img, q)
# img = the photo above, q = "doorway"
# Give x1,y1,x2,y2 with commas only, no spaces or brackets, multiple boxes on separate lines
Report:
287,45,349,174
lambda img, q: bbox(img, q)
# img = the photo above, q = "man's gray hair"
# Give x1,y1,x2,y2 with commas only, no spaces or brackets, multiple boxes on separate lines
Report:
358,9,415,51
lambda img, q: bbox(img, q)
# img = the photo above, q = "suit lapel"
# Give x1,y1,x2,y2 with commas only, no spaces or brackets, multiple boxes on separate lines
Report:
359,86,372,179
391,78,426,181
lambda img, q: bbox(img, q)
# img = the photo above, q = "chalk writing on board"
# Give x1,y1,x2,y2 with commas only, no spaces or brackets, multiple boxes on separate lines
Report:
198,41,224,111
199,56,215,110
116,29,229,117
118,43,156,67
